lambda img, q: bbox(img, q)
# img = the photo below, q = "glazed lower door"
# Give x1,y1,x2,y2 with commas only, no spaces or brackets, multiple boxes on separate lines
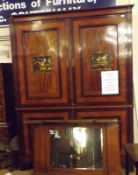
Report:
32,120,122,175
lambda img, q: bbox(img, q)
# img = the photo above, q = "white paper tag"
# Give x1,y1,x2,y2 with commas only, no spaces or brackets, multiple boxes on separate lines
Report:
101,70,119,95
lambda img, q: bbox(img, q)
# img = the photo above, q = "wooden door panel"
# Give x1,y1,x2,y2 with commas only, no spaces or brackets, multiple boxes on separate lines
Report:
25,30,61,97
20,111,70,157
13,20,69,105
73,15,132,104
75,108,131,153
33,120,121,175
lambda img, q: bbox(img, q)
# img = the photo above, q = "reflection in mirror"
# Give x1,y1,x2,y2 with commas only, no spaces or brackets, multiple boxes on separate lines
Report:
49,127,103,169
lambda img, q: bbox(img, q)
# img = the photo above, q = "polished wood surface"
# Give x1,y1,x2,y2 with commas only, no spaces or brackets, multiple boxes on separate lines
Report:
16,108,132,159
10,5,133,171
33,119,122,175
10,5,133,106
11,21,69,105
73,14,132,104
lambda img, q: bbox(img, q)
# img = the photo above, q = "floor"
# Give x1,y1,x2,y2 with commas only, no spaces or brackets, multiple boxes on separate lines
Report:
0,169,33,175
0,169,136,175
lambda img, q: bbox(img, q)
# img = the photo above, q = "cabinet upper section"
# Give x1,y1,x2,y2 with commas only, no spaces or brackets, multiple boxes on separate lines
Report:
10,5,133,107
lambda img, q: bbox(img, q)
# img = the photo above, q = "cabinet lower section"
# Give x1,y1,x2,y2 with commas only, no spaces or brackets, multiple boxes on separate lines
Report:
32,119,122,175
16,107,132,166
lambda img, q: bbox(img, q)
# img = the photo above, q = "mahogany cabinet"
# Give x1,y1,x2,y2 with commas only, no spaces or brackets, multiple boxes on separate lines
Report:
10,4,133,170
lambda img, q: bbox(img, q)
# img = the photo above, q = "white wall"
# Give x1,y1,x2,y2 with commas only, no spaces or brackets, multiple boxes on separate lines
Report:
0,27,9,36
131,0,138,143
0,0,138,142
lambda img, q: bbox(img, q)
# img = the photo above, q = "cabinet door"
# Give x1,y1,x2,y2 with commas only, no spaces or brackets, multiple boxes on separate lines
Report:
73,13,132,104
19,111,70,158
33,120,122,175
75,108,132,153
12,19,69,105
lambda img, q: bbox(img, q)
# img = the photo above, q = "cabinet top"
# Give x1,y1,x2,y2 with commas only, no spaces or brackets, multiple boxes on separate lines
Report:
10,4,133,24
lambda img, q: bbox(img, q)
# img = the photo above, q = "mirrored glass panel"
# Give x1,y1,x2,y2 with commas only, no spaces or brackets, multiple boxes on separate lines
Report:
49,127,103,169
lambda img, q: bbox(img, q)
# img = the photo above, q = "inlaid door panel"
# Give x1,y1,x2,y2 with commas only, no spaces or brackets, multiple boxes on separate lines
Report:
73,14,132,104
13,20,69,105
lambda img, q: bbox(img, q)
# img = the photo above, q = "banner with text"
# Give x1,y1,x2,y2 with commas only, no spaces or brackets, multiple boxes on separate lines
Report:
0,0,116,26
